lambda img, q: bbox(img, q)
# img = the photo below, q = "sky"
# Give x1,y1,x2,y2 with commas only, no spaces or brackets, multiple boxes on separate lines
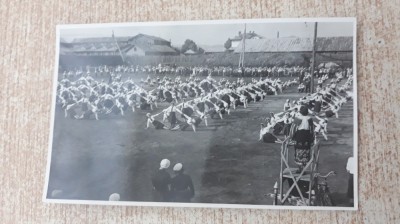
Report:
60,21,354,46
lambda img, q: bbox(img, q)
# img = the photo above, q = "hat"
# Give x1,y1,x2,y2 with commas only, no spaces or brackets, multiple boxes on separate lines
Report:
160,159,170,169
109,193,120,201
51,189,63,198
173,163,183,172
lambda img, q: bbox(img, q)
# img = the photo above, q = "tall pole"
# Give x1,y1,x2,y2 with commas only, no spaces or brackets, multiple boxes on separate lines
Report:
242,24,246,68
310,22,318,93
112,30,125,63
238,24,246,68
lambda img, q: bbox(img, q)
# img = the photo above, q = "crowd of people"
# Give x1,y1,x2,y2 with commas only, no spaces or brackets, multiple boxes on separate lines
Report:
259,72,353,170
56,63,352,135
55,63,353,203
56,68,297,132
62,64,309,78
61,64,351,79
143,75,298,132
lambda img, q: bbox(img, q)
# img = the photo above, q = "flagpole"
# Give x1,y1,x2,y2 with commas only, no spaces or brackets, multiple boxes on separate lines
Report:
112,30,125,63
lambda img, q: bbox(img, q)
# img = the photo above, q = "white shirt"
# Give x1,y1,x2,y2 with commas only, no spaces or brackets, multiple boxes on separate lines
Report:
346,157,355,174
297,115,311,130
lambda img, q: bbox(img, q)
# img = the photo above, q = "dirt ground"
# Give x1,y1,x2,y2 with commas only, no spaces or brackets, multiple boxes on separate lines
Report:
47,73,354,207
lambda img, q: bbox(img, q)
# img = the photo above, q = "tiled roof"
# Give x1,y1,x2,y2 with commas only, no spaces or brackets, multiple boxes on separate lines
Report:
72,36,131,43
233,36,353,53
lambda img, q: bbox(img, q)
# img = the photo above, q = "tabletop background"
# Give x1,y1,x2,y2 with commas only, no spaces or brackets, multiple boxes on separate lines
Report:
0,0,399,223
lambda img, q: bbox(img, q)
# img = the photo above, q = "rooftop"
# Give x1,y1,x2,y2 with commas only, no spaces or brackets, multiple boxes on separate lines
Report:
233,36,353,53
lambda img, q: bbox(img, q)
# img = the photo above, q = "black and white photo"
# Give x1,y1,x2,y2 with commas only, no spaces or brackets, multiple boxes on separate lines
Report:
44,18,357,210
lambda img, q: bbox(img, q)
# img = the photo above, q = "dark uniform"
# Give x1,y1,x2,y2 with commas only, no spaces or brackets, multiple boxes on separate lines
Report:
151,169,171,202
170,173,194,202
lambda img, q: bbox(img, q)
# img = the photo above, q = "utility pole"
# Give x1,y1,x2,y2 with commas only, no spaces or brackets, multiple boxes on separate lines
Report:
238,24,246,68
310,22,318,93
243,23,246,68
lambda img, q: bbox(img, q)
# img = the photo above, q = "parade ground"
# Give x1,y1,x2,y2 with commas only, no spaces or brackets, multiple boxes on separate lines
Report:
47,73,354,206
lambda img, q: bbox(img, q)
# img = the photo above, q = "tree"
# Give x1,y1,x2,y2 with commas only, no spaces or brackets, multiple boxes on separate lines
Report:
198,47,205,54
181,39,198,53
224,38,232,50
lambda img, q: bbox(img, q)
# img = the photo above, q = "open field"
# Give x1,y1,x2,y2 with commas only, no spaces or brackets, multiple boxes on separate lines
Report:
47,73,354,206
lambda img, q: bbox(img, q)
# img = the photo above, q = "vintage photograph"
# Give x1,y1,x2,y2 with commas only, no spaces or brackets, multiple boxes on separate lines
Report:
44,18,357,210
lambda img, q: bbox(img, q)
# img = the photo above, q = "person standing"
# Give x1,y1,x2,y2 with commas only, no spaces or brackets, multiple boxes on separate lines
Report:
151,159,172,202
346,157,355,206
291,106,315,172
170,163,195,202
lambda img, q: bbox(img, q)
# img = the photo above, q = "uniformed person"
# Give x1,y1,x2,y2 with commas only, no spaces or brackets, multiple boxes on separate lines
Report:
151,159,171,202
170,163,195,202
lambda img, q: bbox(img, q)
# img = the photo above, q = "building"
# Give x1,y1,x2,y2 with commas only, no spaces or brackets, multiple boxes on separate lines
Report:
69,36,131,56
199,45,227,54
233,36,353,53
233,36,353,66
122,34,179,56
59,38,74,55
230,31,264,49
64,34,179,56
183,49,198,55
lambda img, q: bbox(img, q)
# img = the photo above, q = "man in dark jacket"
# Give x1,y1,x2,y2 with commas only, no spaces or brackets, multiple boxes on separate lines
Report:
170,163,195,202
151,159,171,202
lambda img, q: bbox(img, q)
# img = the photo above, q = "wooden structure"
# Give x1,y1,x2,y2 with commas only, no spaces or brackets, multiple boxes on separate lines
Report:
275,138,321,206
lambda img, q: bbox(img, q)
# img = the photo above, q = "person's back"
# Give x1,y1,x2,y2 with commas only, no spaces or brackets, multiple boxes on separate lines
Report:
152,169,171,192
151,159,171,202
292,114,314,144
171,164,195,202
291,106,315,170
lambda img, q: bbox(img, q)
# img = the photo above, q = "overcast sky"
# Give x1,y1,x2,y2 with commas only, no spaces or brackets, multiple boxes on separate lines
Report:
60,21,354,46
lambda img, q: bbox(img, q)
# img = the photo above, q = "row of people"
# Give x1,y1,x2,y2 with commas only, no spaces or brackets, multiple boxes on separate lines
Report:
144,76,297,132
57,71,296,122
61,64,314,78
260,74,353,145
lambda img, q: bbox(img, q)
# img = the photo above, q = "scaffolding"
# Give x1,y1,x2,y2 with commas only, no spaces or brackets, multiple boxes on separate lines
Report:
273,136,321,206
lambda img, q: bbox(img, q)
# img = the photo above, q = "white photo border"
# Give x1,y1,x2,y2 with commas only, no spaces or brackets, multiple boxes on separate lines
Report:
43,17,358,211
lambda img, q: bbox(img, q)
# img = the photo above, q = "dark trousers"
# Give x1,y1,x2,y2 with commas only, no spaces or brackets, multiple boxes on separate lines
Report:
347,174,354,199
152,189,170,202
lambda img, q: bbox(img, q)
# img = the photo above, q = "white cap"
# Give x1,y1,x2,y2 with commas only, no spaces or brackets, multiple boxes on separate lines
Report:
109,193,120,201
173,163,183,172
51,189,62,198
160,159,170,169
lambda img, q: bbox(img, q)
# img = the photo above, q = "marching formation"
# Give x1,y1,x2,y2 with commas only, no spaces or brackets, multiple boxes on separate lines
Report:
56,68,297,132
56,63,352,138
53,62,354,205
258,72,353,160
144,74,297,132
